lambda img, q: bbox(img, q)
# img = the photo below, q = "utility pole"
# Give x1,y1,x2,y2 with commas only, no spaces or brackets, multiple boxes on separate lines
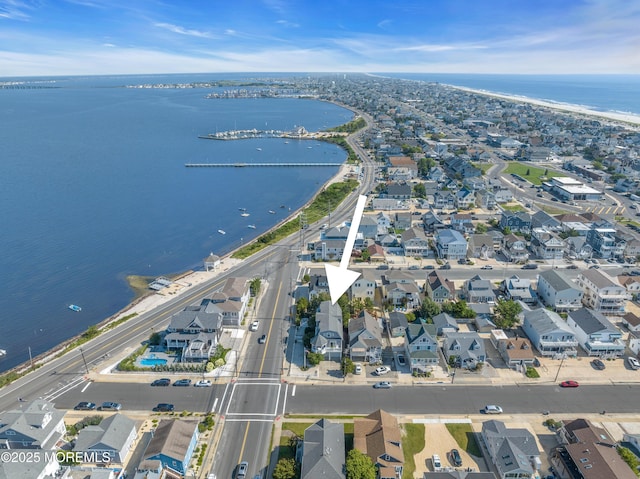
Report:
79,348,89,375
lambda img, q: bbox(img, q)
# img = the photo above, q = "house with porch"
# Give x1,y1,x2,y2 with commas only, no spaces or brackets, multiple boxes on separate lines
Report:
137,420,199,477
425,271,456,303
521,307,578,358
566,308,625,357
442,332,486,369
501,234,530,263
401,227,430,256
500,275,535,304
536,269,583,312
468,234,495,259
354,410,404,479
74,413,137,464
435,229,467,260
348,311,383,363
350,269,376,302
311,301,344,361
164,302,223,362
499,211,532,233
0,399,65,450
463,275,496,303
404,320,439,373
530,228,565,260
482,420,540,479
450,214,475,235
575,268,629,316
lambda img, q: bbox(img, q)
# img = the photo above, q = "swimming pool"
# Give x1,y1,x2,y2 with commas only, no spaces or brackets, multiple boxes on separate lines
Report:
140,354,168,367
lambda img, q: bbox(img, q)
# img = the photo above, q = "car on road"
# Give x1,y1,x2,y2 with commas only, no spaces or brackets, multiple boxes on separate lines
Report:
439,263,451,270
481,265,493,270
250,320,259,331
99,402,121,411
375,366,391,375
566,264,578,269
551,197,559,202
409,265,419,270
484,405,503,414
151,378,171,386
173,379,192,387
591,359,606,370
236,461,248,479
560,380,579,388
522,263,538,269
373,381,392,389
450,449,462,467
153,403,174,412
589,265,600,269
423,265,435,270
397,354,406,366
536,193,543,197
630,270,640,276
627,356,640,370
74,402,96,411
258,334,267,344
195,380,212,387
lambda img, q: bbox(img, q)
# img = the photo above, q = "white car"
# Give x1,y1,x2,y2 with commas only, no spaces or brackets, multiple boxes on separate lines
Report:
481,265,493,270
432,454,442,471
375,366,391,376
250,321,259,331
628,356,640,370
195,380,212,387
354,363,363,375
484,405,503,414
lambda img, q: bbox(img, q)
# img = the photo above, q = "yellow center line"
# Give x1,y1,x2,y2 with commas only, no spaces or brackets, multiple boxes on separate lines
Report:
236,421,251,466
258,281,282,375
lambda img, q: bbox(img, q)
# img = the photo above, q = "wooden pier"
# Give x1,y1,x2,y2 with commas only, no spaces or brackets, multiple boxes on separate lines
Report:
185,162,342,168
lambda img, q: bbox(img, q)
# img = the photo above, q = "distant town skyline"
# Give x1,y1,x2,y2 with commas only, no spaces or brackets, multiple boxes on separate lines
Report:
1,0,639,77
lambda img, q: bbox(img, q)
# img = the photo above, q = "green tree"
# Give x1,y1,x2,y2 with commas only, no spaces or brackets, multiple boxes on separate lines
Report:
475,223,488,234
361,249,371,262
296,297,309,318
364,297,374,313
346,449,376,479
307,352,324,366
526,168,530,176
413,183,426,198
418,297,441,319
617,446,639,474
493,299,523,329
249,277,261,296
149,332,162,346
341,357,355,375
272,458,297,479
338,293,350,326
302,274,310,284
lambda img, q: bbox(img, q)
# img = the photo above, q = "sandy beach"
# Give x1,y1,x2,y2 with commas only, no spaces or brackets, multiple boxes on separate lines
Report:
448,84,640,128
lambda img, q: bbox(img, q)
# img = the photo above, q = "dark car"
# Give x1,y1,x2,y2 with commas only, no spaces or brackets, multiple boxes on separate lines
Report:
151,378,171,386
74,401,96,411
450,448,463,467
423,265,435,270
173,379,192,387
522,263,538,270
566,264,578,269
439,263,451,270
591,359,606,370
258,334,267,344
153,403,174,412
560,380,580,388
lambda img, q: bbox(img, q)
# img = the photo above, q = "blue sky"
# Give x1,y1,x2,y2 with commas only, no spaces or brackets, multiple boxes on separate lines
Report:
1,0,639,76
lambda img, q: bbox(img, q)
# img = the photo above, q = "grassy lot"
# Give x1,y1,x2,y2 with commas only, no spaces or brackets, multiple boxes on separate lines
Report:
402,423,426,479
503,162,565,186
541,205,571,215
445,423,482,457
471,162,493,174
501,204,525,212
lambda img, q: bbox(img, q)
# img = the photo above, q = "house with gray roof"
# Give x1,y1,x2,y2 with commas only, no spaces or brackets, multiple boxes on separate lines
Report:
388,311,409,337
425,270,456,304
165,301,223,362
575,268,628,316
463,275,496,303
404,320,439,373
481,420,540,479
531,210,561,231
536,270,583,311
499,211,532,233
521,307,578,357
422,211,446,233
74,413,137,464
138,420,199,477
500,275,535,304
566,308,625,357
423,472,498,479
432,312,459,336
0,399,65,450
468,234,495,259
311,301,343,361
501,234,529,263
401,227,430,256
350,269,376,302
435,229,467,260
0,452,60,479
442,332,486,369
301,419,345,479
348,311,383,363
358,215,379,239
384,182,412,200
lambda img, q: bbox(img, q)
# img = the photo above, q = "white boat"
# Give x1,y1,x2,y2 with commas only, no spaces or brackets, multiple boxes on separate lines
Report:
256,147,262,151
0,349,6,357
247,224,256,229
241,213,250,217
218,229,226,235
69,304,82,312
268,210,276,214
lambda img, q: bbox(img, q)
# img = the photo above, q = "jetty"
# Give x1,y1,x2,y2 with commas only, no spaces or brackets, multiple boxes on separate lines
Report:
185,162,342,168
198,125,347,141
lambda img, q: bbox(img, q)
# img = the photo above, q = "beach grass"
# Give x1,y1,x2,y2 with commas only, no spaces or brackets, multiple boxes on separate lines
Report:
503,162,565,185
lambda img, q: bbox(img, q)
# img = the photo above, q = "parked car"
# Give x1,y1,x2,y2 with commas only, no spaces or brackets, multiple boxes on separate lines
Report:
354,363,363,375
522,263,538,270
423,265,435,269
151,378,171,386
99,402,121,411
450,449,462,467
173,379,192,387
258,334,267,344
236,461,248,479
589,265,600,269
481,265,493,270
560,380,579,388
373,381,392,389
250,320,259,331
195,380,212,387
432,454,442,471
153,403,174,412
375,366,391,375
74,402,96,411
591,359,606,370
397,354,406,366
484,405,503,414
409,265,419,270
440,263,451,270
566,265,578,269
627,356,640,370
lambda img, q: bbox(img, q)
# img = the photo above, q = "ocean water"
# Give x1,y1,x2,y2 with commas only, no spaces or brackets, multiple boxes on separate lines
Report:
384,73,640,116
0,74,353,372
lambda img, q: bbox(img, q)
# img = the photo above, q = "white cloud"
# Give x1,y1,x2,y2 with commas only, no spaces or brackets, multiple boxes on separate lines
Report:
0,0,34,20
154,22,215,39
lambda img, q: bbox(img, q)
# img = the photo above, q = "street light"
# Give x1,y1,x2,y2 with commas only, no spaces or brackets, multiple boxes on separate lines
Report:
79,348,89,374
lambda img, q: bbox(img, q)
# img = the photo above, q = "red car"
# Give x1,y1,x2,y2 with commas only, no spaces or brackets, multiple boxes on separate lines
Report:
560,380,579,388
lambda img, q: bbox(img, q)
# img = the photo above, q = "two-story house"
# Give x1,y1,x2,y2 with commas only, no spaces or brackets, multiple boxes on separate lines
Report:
350,269,376,302
301,419,345,479
566,308,625,357
0,399,65,450
536,270,584,312
404,320,439,373
468,234,496,259
575,269,628,316
501,234,530,263
425,271,456,304
138,420,199,477
499,211,532,233
521,307,578,358
463,275,496,303
74,413,137,464
530,228,565,260
401,227,430,256
311,301,344,361
348,311,383,363
585,223,626,259
450,214,475,235
500,275,535,304
482,420,540,479
442,331,486,369
354,410,404,479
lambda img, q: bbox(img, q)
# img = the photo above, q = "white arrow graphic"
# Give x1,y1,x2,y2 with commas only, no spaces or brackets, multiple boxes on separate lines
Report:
324,194,368,304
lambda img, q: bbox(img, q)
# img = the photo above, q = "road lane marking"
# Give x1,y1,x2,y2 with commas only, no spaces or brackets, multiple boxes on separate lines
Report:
225,418,274,423
237,422,250,465
281,383,289,416
258,282,282,375
81,382,91,393
211,397,219,413
292,385,296,397
220,382,231,415
234,377,280,381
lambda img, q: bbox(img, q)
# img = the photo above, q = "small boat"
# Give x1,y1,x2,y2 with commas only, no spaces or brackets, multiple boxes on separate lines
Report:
218,229,226,235
69,304,82,312
239,207,247,212
268,210,276,214
247,224,256,229
280,205,286,209
256,147,262,151
0,349,6,357
241,213,250,217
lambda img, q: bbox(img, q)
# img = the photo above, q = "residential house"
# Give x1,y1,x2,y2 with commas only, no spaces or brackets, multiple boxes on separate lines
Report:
500,275,535,304
348,311,383,363
401,227,430,256
435,229,467,260
521,307,578,357
499,211,532,234
164,301,223,362
629,330,640,356
501,234,530,263
376,212,392,231
536,270,584,312
387,155,418,181
74,413,137,464
428,166,446,182
476,190,497,210
350,269,376,302
624,237,640,259
423,472,498,479
585,223,626,259
552,419,636,479
0,399,65,450
311,301,344,361
404,320,439,373
566,308,625,357
367,243,386,262
530,228,564,260
482,420,540,479
137,420,199,477
309,273,330,299
313,239,346,261
432,312,459,336
388,311,409,337
359,215,379,239
471,304,497,332
494,335,536,370
0,453,60,479
384,182,412,200
442,332,486,369
622,311,640,332
455,187,476,209
354,410,404,479
463,275,496,303
575,269,628,316
395,212,413,231
434,190,456,210
301,419,345,479
493,187,513,203
468,234,495,259
450,214,475,235
384,281,421,309
425,271,456,304
531,211,561,231
201,276,249,327
422,211,446,233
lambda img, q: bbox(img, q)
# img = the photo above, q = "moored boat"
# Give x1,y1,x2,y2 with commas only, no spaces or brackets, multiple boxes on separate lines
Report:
268,210,276,214
241,213,250,217
218,229,226,235
69,304,82,312
248,224,256,229
0,349,6,357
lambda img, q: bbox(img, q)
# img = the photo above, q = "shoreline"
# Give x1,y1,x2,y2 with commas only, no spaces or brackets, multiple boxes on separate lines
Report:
446,84,640,128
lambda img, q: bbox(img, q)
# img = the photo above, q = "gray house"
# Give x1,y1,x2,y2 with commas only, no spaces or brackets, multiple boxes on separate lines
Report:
521,307,578,357
74,413,137,463
442,332,486,369
404,321,439,373
348,311,383,363
311,301,344,361
388,311,409,337
301,419,345,479
536,270,583,311
432,312,459,336
0,399,65,450
435,229,468,260
463,275,496,303
566,308,625,358
482,420,540,479
165,302,223,362
501,275,535,304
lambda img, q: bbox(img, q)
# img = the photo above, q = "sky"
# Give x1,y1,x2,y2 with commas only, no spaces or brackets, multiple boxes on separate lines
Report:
1,0,640,76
